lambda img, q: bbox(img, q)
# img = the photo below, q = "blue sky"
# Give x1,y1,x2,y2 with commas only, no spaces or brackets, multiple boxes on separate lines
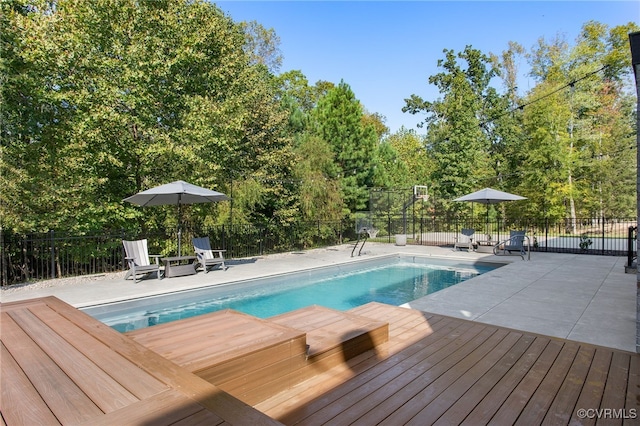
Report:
215,1,638,134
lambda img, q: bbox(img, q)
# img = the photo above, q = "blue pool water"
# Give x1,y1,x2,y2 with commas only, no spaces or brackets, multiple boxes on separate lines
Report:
85,257,498,332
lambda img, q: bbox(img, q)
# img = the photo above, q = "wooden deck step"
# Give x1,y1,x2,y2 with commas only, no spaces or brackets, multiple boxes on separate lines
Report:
127,306,390,405
349,302,437,347
269,305,389,378
127,309,307,405
0,297,281,426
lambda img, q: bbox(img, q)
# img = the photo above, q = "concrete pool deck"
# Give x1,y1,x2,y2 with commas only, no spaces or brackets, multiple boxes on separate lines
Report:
1,242,636,353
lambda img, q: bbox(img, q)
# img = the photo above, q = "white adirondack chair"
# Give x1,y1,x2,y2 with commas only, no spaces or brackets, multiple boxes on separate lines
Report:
123,239,161,282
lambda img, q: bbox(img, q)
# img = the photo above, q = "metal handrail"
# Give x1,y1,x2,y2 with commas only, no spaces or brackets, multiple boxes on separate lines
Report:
493,235,531,261
351,229,369,257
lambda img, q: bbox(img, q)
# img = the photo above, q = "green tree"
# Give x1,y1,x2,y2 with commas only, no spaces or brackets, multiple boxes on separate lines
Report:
362,111,389,140
292,133,343,221
516,79,573,221
490,42,527,188
404,46,499,214
567,21,637,218
311,80,376,215
238,20,283,74
386,127,431,188
511,22,638,222
1,0,294,234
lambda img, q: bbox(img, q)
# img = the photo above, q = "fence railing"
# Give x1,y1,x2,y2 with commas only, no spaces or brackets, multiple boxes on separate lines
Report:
1,217,636,286
386,216,637,256
0,221,352,286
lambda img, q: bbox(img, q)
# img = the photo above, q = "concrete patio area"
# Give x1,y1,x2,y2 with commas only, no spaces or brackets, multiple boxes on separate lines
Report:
2,242,636,353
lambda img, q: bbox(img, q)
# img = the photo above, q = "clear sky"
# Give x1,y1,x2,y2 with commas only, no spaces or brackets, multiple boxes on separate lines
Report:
215,1,638,134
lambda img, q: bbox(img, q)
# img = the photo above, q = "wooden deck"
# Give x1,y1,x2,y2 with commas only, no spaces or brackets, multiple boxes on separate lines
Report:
257,303,640,425
2,297,639,425
0,297,281,425
127,305,388,405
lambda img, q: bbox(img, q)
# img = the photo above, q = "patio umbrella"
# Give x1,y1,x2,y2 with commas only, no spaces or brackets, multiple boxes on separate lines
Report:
124,180,229,255
453,187,526,238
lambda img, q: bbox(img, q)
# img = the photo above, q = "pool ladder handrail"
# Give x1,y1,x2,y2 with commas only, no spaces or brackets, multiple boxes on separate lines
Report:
351,229,369,257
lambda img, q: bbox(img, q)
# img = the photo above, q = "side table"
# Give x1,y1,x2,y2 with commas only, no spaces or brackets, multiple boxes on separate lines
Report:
474,241,495,253
162,256,197,278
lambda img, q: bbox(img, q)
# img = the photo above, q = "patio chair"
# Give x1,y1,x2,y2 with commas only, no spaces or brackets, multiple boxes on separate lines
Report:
454,228,475,251
123,239,162,282
493,230,530,260
192,237,227,273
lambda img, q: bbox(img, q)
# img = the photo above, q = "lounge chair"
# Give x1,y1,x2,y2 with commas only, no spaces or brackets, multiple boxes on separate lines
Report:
123,239,162,282
192,237,227,272
454,228,475,251
493,230,530,260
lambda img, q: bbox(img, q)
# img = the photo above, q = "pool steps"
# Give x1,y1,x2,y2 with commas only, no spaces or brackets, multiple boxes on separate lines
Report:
126,304,389,405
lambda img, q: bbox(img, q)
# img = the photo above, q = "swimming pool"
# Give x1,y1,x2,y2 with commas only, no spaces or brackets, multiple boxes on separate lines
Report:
84,256,499,332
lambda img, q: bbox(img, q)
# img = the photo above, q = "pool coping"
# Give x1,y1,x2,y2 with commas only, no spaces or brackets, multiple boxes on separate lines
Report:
81,254,501,325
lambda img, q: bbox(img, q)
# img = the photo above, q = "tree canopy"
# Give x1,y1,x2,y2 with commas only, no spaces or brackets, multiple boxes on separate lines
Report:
1,0,637,236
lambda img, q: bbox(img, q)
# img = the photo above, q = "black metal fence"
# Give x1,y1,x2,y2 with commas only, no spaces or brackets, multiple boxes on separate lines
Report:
383,215,637,256
1,216,637,286
0,221,353,286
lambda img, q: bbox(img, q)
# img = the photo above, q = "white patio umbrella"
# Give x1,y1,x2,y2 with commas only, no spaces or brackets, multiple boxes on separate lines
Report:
453,187,526,237
124,180,229,255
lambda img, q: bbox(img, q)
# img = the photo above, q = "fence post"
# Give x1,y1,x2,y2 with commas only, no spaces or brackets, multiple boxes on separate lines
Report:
601,216,606,255
121,229,126,271
545,218,549,252
628,226,637,268
0,228,5,286
49,229,55,279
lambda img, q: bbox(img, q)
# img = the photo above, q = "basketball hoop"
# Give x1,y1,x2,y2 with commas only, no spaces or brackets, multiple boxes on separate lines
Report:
414,185,428,202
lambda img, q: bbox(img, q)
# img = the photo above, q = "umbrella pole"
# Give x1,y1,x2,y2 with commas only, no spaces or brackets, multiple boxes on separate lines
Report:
486,205,490,240
178,199,182,257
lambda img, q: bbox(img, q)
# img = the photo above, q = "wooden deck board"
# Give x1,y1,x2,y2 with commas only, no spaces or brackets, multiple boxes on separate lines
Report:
76,389,222,426
127,309,309,405
127,309,306,371
2,311,104,424
1,343,62,425
8,307,142,412
0,297,282,426
512,341,581,425
269,305,389,357
626,354,640,422
430,333,537,425
28,302,167,399
405,330,526,425
572,347,612,418
3,297,639,425
601,351,632,414
458,337,553,425
350,327,510,425
466,338,565,425
278,321,486,424
256,303,640,426
540,345,595,424
259,314,471,422
128,305,389,405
